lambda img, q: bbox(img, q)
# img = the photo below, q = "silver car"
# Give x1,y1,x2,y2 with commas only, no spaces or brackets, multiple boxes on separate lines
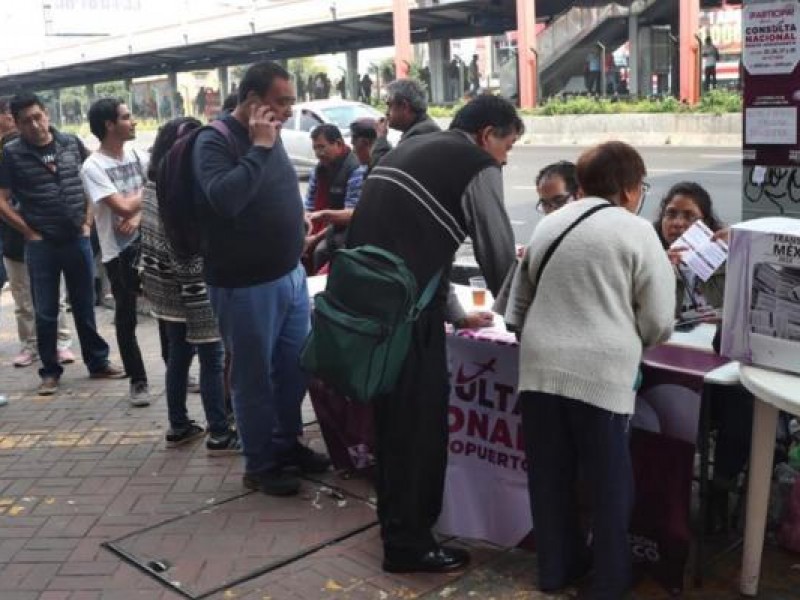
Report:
282,99,400,177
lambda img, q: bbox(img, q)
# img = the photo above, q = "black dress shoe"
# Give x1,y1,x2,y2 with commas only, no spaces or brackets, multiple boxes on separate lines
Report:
242,469,301,496
382,546,470,574
279,443,331,474
539,555,592,593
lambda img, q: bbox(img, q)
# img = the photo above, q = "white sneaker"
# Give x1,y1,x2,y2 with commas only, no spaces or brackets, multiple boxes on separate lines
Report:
129,382,151,407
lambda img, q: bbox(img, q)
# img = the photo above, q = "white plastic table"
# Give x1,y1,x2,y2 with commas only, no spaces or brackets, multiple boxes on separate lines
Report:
738,364,800,596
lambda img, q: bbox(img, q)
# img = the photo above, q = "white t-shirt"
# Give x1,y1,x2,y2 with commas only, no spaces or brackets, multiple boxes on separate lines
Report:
80,147,149,263
702,44,718,67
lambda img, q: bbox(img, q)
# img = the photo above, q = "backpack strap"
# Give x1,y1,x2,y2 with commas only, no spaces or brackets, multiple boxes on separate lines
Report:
207,120,240,157
411,270,442,318
532,202,613,293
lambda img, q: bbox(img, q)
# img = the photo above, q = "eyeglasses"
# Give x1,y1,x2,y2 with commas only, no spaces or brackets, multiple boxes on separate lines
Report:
536,194,572,214
663,208,702,223
641,181,651,196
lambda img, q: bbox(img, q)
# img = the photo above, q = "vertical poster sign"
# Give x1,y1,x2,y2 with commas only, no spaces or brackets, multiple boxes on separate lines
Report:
742,1,800,166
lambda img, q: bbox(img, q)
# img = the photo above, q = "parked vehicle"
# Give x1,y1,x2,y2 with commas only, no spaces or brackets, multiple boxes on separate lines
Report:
282,99,400,176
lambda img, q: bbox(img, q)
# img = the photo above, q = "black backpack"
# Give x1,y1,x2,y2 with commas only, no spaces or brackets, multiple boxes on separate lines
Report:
156,120,236,258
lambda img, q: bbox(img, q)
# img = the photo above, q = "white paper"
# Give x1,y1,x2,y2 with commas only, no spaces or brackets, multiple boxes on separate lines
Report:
670,221,728,282
745,107,798,146
752,165,767,184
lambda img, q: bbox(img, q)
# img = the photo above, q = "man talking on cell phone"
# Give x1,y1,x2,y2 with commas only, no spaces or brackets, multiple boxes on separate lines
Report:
192,61,330,497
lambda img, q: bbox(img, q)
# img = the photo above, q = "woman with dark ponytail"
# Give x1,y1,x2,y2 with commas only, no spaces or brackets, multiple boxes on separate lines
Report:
140,117,237,453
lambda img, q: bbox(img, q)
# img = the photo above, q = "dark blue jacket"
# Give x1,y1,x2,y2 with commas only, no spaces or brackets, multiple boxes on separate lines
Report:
192,115,305,288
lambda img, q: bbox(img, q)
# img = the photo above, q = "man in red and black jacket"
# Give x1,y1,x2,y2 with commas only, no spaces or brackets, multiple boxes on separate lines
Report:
303,123,363,273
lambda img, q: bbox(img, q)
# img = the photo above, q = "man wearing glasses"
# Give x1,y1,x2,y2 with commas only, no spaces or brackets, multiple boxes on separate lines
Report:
534,160,650,216
535,161,579,216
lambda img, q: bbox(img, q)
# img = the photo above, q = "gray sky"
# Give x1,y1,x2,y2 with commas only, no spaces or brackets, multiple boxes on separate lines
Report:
0,1,374,61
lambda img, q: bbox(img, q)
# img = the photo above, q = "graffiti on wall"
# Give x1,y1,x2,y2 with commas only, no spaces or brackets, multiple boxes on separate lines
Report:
743,165,800,215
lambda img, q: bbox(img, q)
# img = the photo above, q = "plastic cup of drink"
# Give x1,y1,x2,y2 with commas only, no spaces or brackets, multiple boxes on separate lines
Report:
469,276,487,307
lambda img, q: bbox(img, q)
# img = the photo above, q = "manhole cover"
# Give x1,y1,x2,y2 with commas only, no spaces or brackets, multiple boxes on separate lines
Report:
104,481,376,599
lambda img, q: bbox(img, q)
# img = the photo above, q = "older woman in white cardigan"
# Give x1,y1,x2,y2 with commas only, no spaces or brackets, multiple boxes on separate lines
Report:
507,141,675,599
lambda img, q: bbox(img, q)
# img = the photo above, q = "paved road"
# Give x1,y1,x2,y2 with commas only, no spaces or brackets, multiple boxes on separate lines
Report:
127,131,743,245
503,144,743,245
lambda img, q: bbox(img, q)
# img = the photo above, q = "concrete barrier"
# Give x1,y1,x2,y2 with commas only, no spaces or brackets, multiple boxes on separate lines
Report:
433,113,742,147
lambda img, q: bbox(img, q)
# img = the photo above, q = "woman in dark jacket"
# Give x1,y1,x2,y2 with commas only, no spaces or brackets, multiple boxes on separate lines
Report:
140,117,236,453
654,181,726,322
652,181,751,533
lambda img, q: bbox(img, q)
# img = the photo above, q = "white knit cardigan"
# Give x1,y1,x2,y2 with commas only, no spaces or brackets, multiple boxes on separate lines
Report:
509,198,676,415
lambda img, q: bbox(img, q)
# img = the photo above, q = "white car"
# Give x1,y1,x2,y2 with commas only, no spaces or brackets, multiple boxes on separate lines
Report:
281,99,401,177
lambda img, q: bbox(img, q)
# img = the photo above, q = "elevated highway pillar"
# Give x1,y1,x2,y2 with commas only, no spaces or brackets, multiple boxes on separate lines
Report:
516,0,537,108
218,66,230,98
51,89,62,127
124,78,133,112
392,0,413,79
346,50,360,101
428,39,449,104
679,0,700,103
628,12,639,97
167,71,178,119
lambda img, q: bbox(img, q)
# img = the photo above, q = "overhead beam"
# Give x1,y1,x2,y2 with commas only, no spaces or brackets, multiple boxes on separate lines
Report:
0,1,516,93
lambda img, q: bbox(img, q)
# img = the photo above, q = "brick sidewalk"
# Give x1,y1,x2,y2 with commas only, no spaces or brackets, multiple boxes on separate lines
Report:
1,290,798,599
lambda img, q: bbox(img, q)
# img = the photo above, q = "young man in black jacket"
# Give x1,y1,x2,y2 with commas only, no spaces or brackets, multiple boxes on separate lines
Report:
0,93,123,395
0,96,75,370
347,94,521,573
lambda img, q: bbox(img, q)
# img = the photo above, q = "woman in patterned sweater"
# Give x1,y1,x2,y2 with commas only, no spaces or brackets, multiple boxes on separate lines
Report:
140,116,237,453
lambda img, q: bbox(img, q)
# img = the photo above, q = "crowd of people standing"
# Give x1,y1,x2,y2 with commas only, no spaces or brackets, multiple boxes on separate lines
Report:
0,59,745,598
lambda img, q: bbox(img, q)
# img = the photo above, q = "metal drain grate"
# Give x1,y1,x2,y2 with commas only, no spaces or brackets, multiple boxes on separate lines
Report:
104,480,377,599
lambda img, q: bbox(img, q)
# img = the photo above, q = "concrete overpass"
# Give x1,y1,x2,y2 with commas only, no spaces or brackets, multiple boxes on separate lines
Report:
0,0,702,109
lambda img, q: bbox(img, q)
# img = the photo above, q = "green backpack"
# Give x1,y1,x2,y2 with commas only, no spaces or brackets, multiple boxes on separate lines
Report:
300,245,441,404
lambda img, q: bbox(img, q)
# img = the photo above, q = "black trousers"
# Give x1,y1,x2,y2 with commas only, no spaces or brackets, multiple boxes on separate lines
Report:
373,306,449,555
521,391,633,599
710,384,753,482
704,66,717,90
104,242,147,384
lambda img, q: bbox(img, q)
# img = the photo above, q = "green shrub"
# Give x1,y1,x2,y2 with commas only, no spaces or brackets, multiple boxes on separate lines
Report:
421,91,741,118
698,89,742,114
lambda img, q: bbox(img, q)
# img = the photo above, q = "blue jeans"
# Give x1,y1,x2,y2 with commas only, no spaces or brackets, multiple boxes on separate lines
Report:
164,321,228,435
25,237,110,379
209,265,310,474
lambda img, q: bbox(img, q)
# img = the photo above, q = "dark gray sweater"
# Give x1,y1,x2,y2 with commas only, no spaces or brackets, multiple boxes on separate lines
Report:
192,115,304,288
370,113,441,168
